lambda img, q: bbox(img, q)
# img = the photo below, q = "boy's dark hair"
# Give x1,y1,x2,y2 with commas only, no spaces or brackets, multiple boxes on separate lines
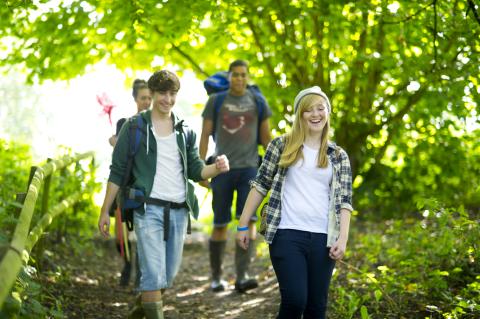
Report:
148,70,180,92
228,60,249,73
132,79,148,99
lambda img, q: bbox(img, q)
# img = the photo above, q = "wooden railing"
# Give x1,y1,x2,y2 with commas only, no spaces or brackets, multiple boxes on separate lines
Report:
0,152,95,306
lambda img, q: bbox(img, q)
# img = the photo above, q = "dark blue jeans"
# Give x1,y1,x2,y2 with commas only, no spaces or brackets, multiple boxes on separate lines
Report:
269,229,336,319
210,167,258,226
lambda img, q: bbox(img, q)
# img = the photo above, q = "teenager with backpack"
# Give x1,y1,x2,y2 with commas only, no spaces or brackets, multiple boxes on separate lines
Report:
98,70,230,319
109,79,152,147
108,79,151,289
237,87,353,319
199,59,272,293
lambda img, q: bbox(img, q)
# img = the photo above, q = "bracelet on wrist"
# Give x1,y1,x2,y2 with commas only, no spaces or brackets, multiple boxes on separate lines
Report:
237,225,249,231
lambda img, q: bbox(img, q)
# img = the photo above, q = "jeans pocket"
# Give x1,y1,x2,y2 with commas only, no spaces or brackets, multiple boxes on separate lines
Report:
133,210,146,230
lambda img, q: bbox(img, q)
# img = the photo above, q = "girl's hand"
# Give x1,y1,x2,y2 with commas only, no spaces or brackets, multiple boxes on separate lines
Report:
236,229,249,250
329,237,347,260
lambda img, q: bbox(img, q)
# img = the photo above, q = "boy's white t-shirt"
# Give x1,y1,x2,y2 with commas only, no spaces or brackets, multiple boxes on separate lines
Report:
278,144,333,234
149,131,186,203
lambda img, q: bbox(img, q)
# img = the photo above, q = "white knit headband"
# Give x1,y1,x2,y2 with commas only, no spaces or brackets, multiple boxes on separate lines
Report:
293,86,331,114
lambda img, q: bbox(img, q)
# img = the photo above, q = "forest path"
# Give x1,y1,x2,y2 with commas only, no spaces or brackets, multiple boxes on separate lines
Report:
42,232,279,318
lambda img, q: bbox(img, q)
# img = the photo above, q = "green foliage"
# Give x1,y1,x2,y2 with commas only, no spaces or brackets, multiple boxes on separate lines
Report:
42,147,101,237
0,139,100,317
357,127,480,218
329,203,480,318
0,139,32,244
1,0,479,216
0,265,65,319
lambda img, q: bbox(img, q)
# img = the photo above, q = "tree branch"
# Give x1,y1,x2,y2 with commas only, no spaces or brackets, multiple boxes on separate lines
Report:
373,125,395,166
364,86,426,139
269,1,308,86
431,0,438,72
264,11,302,79
171,43,209,78
345,12,368,109
312,12,326,89
274,0,297,44
383,1,435,24
366,87,423,170
153,25,209,78
301,20,310,84
245,18,278,82
467,0,480,26
361,20,385,113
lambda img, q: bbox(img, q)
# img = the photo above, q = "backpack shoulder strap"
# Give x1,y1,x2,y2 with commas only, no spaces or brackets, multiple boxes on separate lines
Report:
133,115,144,154
248,87,267,144
174,118,195,151
213,91,229,114
211,91,228,141
128,115,145,157
121,115,145,188
249,87,266,120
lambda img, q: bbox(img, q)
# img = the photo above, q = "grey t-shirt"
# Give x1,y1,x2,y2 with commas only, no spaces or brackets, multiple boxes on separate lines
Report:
202,90,271,169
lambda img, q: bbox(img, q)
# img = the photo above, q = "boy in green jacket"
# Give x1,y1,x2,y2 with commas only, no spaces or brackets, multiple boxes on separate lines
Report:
98,70,229,319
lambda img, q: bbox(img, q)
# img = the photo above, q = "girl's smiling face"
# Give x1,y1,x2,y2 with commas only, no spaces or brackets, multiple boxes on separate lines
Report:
302,96,329,134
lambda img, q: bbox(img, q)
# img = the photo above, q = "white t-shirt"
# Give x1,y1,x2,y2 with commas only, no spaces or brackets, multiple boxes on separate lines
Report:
149,130,186,203
278,144,333,233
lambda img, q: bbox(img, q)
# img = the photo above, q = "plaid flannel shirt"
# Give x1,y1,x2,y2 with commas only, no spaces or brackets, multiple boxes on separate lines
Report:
251,136,353,247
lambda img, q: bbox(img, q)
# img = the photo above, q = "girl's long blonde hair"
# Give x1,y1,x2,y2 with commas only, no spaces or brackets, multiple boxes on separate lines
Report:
278,94,330,168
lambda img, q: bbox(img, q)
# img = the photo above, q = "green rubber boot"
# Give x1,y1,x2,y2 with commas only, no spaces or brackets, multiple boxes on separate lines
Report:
234,239,258,293
142,301,164,319
209,239,227,292
127,294,145,319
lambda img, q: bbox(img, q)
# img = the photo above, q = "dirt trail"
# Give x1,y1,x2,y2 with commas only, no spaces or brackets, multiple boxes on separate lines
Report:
42,232,279,318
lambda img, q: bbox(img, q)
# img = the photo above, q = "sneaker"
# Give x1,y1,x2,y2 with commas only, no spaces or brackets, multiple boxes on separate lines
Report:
210,279,227,292
235,278,258,293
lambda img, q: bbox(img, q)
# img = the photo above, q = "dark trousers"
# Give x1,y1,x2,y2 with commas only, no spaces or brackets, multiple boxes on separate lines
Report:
269,229,336,319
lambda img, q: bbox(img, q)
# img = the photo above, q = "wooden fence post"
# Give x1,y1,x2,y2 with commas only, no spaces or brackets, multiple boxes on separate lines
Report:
56,166,68,242
0,151,95,307
27,166,36,190
14,193,26,218
17,165,37,207
34,159,53,269
11,166,36,231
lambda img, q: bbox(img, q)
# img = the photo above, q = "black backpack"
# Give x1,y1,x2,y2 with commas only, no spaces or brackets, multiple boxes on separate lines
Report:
108,115,146,230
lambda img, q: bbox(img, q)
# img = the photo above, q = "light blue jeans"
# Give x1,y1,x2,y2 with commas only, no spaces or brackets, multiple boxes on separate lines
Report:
134,204,188,291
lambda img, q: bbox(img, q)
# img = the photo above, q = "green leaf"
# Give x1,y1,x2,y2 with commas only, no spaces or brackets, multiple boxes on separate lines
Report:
360,305,370,319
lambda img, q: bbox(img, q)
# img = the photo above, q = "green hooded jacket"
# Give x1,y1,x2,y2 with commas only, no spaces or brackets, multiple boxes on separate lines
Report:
108,110,205,219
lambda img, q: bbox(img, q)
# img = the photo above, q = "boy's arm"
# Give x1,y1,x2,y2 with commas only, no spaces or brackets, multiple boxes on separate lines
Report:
259,118,272,150
98,181,120,238
199,118,213,160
